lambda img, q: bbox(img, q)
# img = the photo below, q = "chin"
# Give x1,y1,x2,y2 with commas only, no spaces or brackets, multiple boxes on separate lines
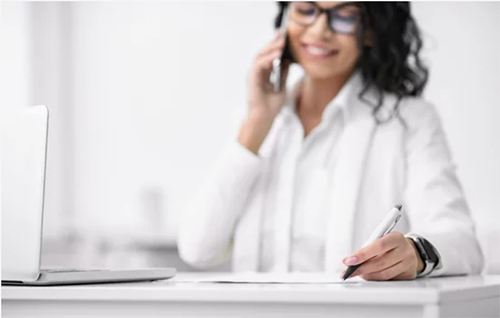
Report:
300,60,357,81
302,65,346,80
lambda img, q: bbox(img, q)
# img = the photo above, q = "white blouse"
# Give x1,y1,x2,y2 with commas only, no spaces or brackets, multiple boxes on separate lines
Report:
260,81,350,272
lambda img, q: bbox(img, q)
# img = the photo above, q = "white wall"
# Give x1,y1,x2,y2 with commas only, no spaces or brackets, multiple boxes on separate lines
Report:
2,2,499,271
69,2,282,239
0,2,32,114
1,2,73,240
31,2,74,239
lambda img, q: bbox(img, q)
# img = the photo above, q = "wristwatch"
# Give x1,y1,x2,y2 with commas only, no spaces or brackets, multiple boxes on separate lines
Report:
405,233,442,277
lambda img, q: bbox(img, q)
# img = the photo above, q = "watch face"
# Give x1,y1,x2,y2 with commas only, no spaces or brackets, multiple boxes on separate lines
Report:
419,238,439,263
414,239,429,261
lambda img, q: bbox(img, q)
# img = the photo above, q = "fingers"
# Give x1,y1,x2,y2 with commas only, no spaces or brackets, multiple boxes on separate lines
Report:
340,232,420,281
349,248,402,277
257,31,285,58
248,31,288,93
254,50,283,73
253,31,285,73
360,260,409,281
343,232,405,266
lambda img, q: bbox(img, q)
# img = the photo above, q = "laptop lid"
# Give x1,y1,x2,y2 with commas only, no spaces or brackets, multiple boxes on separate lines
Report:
1,105,48,282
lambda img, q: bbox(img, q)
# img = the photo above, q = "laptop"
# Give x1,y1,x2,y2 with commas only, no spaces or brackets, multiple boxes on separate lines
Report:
1,105,176,286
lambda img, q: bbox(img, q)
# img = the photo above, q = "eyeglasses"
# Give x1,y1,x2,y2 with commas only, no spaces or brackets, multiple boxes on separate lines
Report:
288,2,363,35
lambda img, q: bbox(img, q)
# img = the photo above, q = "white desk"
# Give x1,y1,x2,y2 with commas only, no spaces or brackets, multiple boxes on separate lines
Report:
2,274,500,318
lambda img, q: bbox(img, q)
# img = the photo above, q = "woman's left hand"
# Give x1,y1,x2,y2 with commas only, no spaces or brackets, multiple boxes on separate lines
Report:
341,232,425,281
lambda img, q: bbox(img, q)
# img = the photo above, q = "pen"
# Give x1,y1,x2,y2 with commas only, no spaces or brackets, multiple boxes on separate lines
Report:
342,204,403,281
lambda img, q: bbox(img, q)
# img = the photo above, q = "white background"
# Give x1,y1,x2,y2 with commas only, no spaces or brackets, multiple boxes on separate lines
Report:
1,1,499,272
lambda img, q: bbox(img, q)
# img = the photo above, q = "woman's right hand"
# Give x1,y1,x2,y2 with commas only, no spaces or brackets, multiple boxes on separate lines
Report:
238,31,290,155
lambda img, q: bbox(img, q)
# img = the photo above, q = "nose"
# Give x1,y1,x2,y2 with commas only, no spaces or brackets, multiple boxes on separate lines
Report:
307,11,332,37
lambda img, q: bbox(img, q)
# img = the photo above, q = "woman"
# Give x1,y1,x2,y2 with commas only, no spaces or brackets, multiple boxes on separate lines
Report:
177,2,484,280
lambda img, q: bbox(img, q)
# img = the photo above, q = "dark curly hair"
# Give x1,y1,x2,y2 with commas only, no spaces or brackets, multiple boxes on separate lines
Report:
275,2,429,123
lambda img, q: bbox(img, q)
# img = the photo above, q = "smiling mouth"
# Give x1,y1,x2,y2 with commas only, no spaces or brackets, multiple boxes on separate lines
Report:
302,44,338,59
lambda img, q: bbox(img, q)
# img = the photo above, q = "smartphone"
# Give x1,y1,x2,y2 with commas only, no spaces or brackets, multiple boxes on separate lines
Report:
270,5,291,93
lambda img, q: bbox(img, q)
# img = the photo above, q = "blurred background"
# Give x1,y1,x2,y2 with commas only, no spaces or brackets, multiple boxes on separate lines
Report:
1,1,499,273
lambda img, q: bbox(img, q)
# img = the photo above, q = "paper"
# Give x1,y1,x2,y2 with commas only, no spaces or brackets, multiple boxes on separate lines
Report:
170,273,362,284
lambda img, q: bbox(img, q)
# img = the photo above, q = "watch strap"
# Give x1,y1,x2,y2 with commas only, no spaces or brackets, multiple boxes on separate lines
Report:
405,233,441,277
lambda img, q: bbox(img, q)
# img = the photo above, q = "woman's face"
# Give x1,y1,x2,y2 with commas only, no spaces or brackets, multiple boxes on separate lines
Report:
287,1,362,80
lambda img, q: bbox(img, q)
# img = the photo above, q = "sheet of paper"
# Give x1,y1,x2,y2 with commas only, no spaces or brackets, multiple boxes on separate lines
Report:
170,273,362,284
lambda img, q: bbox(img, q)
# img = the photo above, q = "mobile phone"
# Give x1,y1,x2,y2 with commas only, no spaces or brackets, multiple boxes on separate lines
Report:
270,5,290,93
